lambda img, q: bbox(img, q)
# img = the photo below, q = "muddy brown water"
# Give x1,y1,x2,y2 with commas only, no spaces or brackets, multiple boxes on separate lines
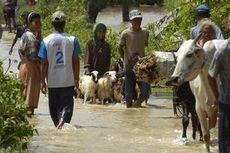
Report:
0,6,218,153
96,5,167,32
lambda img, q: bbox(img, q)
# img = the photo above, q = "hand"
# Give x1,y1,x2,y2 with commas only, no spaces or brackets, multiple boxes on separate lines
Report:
9,49,13,55
74,79,79,89
41,82,47,95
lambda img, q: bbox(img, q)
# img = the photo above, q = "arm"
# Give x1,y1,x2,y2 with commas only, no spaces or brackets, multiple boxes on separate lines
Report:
208,51,221,102
9,35,18,55
40,59,48,94
38,41,48,94
118,32,126,58
72,56,80,88
118,44,124,58
73,38,81,88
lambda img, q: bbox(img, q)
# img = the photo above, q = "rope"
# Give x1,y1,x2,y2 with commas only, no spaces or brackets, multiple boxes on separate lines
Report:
4,58,12,74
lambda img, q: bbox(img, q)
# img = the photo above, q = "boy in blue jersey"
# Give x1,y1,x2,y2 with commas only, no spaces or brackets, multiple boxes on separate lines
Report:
38,11,80,129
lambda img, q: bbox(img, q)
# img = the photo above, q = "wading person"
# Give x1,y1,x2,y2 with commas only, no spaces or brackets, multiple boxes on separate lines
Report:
84,23,111,78
5,0,17,33
191,4,223,39
18,12,41,114
9,11,29,55
208,16,230,153
118,10,150,108
39,11,80,129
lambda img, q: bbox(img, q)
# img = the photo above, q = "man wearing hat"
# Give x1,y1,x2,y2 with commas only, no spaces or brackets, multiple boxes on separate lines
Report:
191,4,223,39
118,9,150,108
38,11,81,129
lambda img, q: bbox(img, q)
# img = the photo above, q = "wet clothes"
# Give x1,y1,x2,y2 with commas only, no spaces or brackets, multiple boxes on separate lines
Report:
119,27,149,107
38,31,80,126
125,70,150,107
18,30,40,108
48,87,75,126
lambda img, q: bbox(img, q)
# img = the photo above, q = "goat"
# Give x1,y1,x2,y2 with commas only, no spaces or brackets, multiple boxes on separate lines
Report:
112,78,124,103
78,71,98,104
97,72,113,104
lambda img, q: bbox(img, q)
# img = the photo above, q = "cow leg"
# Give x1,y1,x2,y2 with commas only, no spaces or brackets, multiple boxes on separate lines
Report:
196,107,210,153
197,116,203,141
189,101,203,140
182,102,189,139
191,110,202,140
190,111,196,140
208,106,218,129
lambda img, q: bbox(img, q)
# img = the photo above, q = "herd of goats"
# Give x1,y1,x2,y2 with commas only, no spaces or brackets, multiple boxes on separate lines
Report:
77,54,158,105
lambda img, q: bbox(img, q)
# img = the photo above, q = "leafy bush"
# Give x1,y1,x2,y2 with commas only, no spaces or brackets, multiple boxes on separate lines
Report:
17,0,230,58
145,1,230,52
0,61,34,151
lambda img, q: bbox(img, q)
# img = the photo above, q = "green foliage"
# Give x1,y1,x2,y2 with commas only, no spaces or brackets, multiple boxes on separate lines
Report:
106,28,120,60
0,62,34,151
210,2,230,38
38,0,120,60
145,1,230,52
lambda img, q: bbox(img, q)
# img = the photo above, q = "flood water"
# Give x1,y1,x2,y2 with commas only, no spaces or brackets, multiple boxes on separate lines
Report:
0,6,218,153
96,6,167,32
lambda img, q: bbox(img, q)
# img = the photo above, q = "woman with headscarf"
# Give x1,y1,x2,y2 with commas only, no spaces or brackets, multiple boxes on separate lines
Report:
18,12,41,114
84,23,111,78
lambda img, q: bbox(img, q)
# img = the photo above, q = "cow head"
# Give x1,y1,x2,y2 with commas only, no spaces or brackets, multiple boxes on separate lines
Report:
169,39,205,86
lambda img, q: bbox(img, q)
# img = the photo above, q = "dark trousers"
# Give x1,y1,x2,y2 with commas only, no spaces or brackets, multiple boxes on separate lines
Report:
125,70,150,107
48,87,74,126
219,103,230,153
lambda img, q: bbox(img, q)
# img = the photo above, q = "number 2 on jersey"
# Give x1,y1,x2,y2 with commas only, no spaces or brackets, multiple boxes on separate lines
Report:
56,51,64,64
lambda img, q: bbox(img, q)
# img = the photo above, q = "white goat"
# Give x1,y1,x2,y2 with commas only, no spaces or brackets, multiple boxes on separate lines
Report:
79,71,99,104
97,72,113,104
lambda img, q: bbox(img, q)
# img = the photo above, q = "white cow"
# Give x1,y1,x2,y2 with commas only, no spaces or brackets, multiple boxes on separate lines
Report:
170,39,228,152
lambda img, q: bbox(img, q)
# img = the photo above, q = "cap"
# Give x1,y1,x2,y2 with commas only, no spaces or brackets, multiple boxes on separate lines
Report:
129,10,142,20
195,4,209,12
52,11,66,22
